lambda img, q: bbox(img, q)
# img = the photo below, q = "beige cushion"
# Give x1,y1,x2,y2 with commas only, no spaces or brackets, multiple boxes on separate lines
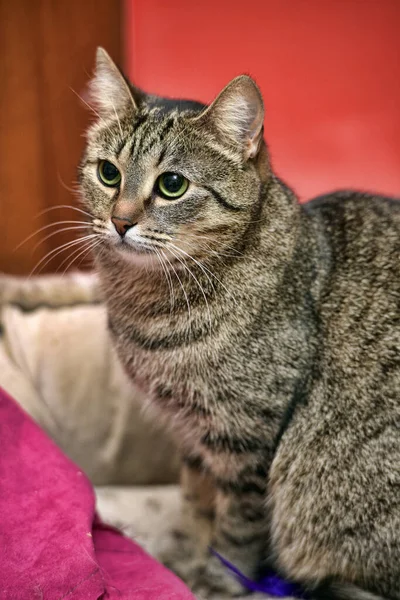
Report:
0,274,179,485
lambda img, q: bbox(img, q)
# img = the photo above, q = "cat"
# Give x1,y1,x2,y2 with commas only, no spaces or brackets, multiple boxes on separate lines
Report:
77,47,400,599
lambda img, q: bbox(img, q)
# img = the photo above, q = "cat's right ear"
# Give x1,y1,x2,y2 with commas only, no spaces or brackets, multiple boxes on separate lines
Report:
194,75,264,160
88,47,138,118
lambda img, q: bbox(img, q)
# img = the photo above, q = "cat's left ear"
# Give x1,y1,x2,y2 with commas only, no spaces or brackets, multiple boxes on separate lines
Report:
194,75,264,160
88,47,137,118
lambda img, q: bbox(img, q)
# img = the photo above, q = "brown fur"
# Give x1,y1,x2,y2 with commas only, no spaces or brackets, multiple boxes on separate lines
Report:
78,48,400,598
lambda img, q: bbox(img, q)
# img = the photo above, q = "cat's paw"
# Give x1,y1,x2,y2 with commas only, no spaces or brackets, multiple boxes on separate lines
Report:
191,554,248,598
156,531,248,597
155,528,208,583
192,573,247,598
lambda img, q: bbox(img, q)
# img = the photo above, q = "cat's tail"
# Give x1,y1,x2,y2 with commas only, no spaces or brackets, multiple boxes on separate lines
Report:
312,581,388,600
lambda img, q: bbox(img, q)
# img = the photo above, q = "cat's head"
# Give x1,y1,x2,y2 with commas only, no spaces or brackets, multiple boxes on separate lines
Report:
79,48,270,267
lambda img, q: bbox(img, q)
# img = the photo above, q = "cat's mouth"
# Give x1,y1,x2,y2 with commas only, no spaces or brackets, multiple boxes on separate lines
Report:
115,237,157,255
119,240,154,254
111,239,160,268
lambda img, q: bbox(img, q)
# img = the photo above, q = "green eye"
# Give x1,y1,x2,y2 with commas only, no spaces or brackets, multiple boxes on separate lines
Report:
157,172,189,199
98,160,121,187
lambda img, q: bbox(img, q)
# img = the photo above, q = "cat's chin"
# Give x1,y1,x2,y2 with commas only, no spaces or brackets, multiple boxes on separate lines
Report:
113,241,159,268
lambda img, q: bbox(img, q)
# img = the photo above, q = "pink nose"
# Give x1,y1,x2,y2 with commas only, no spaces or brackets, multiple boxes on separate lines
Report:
111,217,134,237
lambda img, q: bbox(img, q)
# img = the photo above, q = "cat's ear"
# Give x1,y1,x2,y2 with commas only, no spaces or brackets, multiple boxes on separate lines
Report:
195,75,264,160
88,47,137,118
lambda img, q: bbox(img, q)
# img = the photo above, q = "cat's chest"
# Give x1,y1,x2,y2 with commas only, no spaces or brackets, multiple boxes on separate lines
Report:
108,305,298,479
107,295,233,391
111,328,240,435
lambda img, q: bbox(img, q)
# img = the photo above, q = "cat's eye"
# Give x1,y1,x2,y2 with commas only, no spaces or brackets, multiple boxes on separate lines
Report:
97,160,121,187
156,172,189,199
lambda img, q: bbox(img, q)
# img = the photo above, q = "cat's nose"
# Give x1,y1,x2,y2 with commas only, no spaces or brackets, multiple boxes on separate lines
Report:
111,216,135,237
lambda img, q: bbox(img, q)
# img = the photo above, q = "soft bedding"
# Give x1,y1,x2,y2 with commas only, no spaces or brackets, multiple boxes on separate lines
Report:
0,387,194,600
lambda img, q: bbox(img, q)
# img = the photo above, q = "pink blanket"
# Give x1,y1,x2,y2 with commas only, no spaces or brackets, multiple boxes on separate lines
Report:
0,388,194,600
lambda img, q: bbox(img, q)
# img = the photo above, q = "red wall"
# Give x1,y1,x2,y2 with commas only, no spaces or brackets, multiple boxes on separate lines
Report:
125,0,400,201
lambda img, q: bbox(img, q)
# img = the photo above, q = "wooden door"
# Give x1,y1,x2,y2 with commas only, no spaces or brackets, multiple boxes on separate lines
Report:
0,0,122,275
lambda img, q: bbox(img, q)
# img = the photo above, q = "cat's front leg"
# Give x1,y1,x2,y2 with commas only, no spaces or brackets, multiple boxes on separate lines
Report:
192,466,269,597
157,457,216,586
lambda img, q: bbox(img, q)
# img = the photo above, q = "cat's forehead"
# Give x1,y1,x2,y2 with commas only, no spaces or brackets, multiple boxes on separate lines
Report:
87,93,239,177
91,98,204,161
122,107,194,165
131,95,207,146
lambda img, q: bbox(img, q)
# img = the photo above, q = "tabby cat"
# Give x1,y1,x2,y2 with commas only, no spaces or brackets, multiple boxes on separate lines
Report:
78,48,400,599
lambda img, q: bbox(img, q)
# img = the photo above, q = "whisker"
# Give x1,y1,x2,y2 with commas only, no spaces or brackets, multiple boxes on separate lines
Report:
178,237,241,274
75,240,101,270
169,241,237,307
153,247,175,314
15,220,91,252
168,242,216,293
111,99,124,139
56,172,80,195
78,238,103,267
31,236,96,278
167,245,212,333
160,250,176,312
70,87,117,140
31,225,92,252
29,234,97,278
56,239,95,274
69,86,102,121
59,238,102,276
36,204,93,219
183,238,229,268
174,232,244,257
159,246,192,327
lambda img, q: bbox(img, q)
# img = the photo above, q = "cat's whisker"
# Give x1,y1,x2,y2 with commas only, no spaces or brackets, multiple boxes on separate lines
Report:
57,239,94,274
153,247,175,314
93,227,109,236
168,244,216,333
168,242,216,295
110,99,124,140
32,225,92,253
31,235,98,278
70,86,101,120
28,234,98,279
161,251,176,313
75,239,102,270
163,126,187,151
174,232,244,257
14,220,91,252
168,241,237,307
59,238,102,276
56,172,81,195
166,245,213,334
69,86,114,137
36,204,93,219
159,246,192,328
180,238,230,267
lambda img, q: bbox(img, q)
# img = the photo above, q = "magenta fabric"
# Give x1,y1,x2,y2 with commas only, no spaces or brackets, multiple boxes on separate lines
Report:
0,388,194,600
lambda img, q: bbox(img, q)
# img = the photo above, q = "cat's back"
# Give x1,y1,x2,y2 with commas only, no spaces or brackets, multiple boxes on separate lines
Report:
302,188,400,406
271,189,400,598
305,190,400,312
305,188,400,256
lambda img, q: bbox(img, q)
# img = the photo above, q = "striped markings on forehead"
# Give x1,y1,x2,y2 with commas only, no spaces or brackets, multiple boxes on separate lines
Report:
128,111,177,162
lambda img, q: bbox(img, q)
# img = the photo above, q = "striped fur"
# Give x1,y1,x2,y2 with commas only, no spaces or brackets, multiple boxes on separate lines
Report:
78,49,400,598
